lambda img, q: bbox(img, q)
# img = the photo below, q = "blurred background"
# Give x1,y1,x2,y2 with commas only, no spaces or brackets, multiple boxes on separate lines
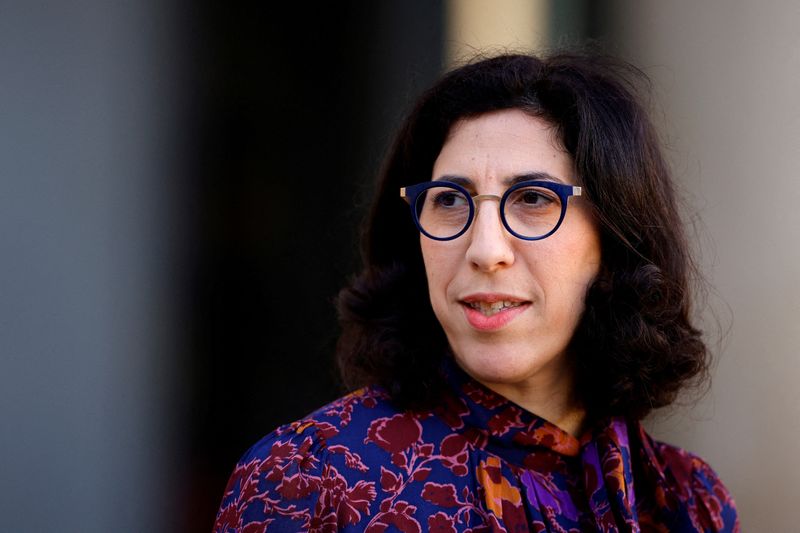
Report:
1,1,797,531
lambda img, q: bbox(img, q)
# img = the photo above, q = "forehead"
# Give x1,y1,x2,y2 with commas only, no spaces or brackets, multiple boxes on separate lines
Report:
432,109,574,187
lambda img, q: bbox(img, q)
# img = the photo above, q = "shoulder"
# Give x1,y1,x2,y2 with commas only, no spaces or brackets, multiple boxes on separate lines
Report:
639,428,740,533
213,386,445,532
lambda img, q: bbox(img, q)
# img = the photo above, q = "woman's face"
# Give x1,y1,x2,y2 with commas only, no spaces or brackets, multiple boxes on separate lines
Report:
421,109,601,394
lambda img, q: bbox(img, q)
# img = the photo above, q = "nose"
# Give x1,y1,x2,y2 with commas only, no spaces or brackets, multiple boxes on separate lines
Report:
464,197,515,273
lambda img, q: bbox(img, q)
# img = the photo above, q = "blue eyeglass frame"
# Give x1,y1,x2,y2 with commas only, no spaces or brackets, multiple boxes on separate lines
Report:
399,179,582,241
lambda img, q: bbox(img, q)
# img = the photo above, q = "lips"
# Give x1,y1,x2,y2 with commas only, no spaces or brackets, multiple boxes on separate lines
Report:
464,299,524,317
459,293,531,331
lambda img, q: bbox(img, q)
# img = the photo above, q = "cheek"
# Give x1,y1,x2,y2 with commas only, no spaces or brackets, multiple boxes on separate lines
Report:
420,239,458,309
559,217,602,282
536,235,601,313
565,250,601,317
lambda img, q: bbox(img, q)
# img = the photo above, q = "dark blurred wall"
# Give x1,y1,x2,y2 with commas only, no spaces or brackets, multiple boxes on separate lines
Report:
183,3,444,530
0,1,443,531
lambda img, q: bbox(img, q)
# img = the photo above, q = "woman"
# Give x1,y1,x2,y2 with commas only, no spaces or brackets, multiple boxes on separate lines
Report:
214,53,739,532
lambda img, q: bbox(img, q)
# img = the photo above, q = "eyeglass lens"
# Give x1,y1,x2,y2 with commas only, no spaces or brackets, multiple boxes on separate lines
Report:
415,184,563,239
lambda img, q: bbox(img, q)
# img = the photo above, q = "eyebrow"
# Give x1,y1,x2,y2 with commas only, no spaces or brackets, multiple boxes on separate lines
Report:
434,172,565,188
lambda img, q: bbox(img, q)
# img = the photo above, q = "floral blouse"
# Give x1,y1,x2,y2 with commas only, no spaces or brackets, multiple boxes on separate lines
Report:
214,358,739,532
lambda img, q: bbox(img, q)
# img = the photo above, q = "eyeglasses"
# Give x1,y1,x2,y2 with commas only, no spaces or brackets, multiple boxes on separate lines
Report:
400,180,582,241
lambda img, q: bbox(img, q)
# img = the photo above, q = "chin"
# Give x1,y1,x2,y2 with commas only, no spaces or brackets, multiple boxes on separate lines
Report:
451,343,540,385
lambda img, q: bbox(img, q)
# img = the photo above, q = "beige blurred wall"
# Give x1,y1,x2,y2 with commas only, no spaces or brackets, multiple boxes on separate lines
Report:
444,1,800,529
606,2,800,530
445,0,550,64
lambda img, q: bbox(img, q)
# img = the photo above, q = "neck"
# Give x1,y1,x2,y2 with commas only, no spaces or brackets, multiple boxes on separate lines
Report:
472,368,586,438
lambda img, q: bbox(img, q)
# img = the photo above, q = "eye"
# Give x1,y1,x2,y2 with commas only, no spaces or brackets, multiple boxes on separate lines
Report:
520,190,548,205
432,190,468,208
508,187,557,208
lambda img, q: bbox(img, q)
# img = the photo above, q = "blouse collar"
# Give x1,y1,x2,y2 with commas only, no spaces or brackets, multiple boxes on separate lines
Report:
438,355,583,457
436,356,653,530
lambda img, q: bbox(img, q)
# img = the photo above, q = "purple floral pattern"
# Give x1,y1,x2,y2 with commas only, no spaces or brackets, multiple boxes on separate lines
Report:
214,359,739,532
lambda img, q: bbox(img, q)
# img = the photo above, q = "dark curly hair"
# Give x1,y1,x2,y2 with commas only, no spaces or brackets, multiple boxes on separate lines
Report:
335,52,708,422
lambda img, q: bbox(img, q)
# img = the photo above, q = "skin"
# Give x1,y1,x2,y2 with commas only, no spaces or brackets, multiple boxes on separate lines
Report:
421,109,602,437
